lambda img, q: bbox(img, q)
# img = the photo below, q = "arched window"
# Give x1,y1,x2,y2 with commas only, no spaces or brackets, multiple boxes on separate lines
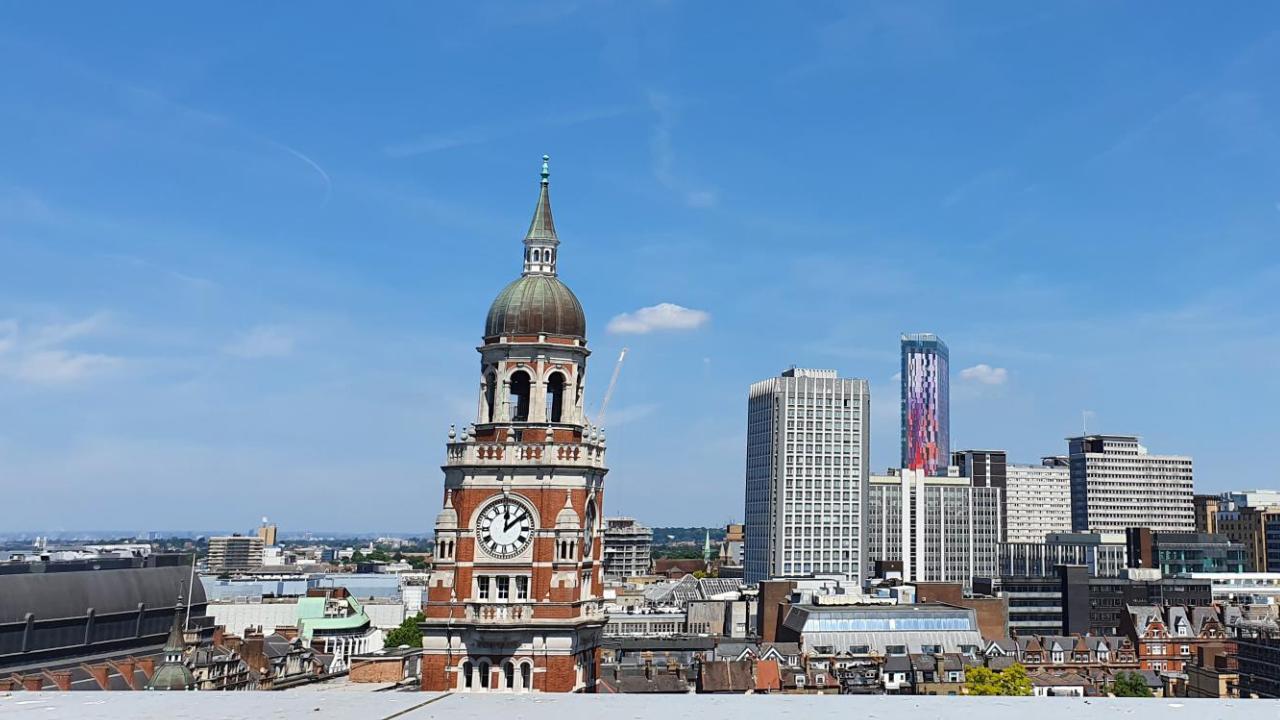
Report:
533,249,541,262
545,372,565,423
463,661,473,689
521,662,533,690
485,371,497,423
478,660,491,689
509,371,531,422
503,661,515,689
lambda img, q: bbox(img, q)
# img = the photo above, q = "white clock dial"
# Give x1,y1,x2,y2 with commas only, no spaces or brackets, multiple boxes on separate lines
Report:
476,497,534,559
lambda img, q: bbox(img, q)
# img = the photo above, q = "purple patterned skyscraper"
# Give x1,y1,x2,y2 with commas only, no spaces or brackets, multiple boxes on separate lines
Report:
901,333,950,475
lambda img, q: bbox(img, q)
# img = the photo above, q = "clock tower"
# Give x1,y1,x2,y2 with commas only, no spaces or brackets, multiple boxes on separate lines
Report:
419,156,607,693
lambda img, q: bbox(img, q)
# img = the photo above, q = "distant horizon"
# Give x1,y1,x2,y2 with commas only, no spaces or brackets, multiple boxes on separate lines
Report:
0,523,737,541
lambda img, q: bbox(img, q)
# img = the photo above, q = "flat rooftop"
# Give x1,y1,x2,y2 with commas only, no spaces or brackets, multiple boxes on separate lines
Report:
2,693,1276,720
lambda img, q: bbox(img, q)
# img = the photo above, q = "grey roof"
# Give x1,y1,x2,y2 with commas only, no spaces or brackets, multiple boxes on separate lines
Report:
987,655,1017,670
882,655,912,672
987,639,1017,655
784,604,983,656
0,565,206,623
1190,606,1221,634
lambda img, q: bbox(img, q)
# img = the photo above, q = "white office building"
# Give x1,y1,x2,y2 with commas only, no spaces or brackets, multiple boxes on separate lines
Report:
864,468,1002,587
744,368,869,585
1005,458,1073,543
1068,434,1194,533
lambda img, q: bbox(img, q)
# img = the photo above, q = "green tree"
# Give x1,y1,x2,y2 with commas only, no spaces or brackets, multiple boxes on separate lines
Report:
383,612,425,649
996,663,1033,696
1111,671,1153,697
965,663,1032,696
350,550,365,564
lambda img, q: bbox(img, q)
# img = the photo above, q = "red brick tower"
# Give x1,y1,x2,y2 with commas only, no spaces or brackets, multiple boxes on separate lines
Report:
419,156,606,693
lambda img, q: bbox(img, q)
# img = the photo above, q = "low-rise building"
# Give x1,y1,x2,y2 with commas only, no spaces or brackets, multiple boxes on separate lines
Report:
1121,604,1228,673
1125,529,1247,575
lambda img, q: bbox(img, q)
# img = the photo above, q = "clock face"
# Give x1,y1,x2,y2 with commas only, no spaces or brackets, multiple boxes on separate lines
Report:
476,497,534,559
583,500,597,556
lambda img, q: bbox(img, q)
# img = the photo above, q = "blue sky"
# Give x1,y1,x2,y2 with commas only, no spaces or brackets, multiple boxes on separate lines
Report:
1,3,1277,533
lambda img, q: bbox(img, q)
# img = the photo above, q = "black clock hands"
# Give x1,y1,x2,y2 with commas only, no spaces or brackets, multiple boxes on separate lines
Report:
503,509,526,533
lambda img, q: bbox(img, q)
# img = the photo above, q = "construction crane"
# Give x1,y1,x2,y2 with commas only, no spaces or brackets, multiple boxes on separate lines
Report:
595,348,628,426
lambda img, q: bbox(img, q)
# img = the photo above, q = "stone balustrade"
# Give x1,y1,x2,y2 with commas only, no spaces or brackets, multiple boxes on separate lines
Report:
445,440,606,468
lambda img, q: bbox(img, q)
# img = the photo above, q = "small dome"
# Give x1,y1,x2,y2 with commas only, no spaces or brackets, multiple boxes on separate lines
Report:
484,274,586,340
147,661,194,691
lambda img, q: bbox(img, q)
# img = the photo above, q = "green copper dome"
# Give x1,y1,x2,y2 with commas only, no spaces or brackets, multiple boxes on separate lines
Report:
484,274,586,340
147,662,195,691
483,156,586,341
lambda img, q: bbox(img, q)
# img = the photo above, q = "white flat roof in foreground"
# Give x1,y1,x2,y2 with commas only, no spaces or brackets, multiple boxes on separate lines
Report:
2,692,1277,720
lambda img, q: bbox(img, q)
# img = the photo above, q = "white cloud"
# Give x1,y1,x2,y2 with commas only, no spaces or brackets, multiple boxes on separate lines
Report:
15,350,122,383
648,91,719,209
223,326,296,359
0,314,124,385
959,363,1009,385
606,303,710,335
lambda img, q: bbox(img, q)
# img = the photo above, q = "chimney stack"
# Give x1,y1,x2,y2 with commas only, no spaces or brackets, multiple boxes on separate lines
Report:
138,657,156,678
22,676,43,691
47,671,72,691
86,664,110,690
114,659,137,688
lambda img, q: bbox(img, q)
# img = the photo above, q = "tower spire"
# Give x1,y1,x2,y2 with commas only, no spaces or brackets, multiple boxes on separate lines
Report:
523,154,559,276
146,583,196,690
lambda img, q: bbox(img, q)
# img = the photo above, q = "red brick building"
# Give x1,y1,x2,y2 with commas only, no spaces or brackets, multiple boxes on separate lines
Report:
1122,605,1227,673
419,157,606,693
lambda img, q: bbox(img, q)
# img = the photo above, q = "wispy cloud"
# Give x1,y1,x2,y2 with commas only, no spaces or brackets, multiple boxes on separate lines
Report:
959,363,1009,385
607,303,710,334
647,92,719,208
222,326,296,359
385,106,633,158
599,402,660,428
0,314,124,385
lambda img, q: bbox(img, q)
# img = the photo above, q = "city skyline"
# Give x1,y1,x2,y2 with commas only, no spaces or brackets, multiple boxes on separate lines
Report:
3,4,1279,530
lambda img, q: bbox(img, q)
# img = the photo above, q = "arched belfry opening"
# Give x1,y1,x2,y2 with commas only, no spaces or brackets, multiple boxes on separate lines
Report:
546,372,566,423
484,370,497,423
509,371,531,422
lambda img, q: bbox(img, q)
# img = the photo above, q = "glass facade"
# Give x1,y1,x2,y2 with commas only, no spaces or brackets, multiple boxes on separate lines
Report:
901,334,949,476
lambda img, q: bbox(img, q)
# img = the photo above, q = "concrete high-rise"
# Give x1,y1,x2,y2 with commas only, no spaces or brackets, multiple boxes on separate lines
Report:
1004,457,1073,543
901,333,949,476
1068,434,1194,533
601,517,653,579
864,468,1001,587
206,535,264,572
953,449,1008,539
744,368,869,585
